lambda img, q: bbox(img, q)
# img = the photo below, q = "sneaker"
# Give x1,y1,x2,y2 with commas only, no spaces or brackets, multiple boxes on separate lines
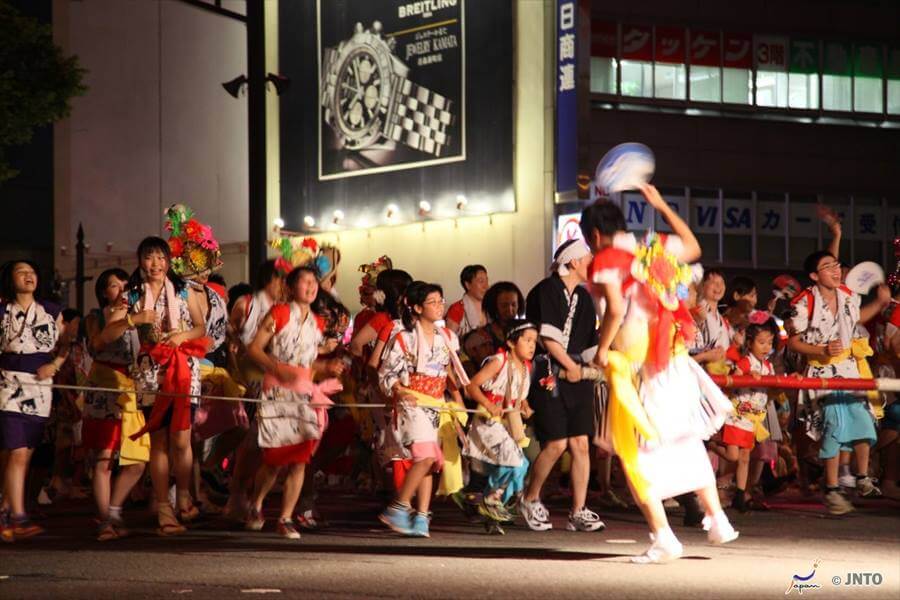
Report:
276,519,301,540
409,512,430,538
244,507,265,531
838,473,856,489
706,513,740,545
450,491,482,523
478,498,512,523
731,489,749,513
296,509,320,531
518,497,552,531
631,530,683,564
8,516,44,540
598,489,629,510
856,476,882,498
379,504,413,535
567,507,606,532
824,489,854,515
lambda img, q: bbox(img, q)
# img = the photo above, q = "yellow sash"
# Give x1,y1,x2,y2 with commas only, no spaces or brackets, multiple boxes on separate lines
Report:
474,405,531,449
199,362,247,399
809,338,882,416
403,390,469,497
733,403,770,443
88,363,149,465
604,351,659,503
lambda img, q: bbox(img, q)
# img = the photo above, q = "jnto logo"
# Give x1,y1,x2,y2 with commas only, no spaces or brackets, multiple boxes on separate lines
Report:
785,559,822,595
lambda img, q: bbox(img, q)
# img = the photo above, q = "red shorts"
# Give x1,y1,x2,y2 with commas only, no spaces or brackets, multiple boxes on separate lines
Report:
81,418,122,451
261,440,315,466
722,424,755,450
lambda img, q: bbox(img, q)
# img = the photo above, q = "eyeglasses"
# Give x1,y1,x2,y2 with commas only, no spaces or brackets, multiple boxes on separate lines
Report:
817,261,842,272
423,299,446,306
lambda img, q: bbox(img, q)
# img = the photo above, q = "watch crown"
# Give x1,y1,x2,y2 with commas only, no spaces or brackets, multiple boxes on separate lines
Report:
372,20,383,35
354,22,364,34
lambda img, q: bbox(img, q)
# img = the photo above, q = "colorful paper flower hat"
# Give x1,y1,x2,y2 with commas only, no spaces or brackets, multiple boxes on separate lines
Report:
165,204,222,279
358,255,393,294
270,235,340,281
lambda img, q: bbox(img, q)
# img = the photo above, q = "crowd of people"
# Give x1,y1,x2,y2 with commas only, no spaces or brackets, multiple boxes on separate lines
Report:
1,190,898,564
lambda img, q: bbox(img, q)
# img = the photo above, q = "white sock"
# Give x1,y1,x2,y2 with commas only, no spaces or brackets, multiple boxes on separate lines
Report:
109,505,123,521
839,464,851,478
654,526,678,546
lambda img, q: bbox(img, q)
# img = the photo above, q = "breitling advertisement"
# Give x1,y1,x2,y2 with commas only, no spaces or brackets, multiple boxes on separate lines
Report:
279,0,513,231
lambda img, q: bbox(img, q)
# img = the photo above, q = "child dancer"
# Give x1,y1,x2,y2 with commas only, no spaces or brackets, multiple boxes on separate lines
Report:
464,320,536,531
244,266,345,539
378,282,469,538
584,185,738,564
692,269,731,372
722,312,778,512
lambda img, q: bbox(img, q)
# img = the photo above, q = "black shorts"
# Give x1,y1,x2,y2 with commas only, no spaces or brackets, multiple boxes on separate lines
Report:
529,380,595,443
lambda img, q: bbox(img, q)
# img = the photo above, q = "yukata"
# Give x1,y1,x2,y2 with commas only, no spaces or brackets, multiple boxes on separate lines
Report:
128,281,202,435
256,303,331,466
82,308,141,457
525,274,599,443
378,324,467,495
236,290,276,405
192,282,247,441
790,285,877,459
591,232,733,502
446,295,486,338
691,300,732,375
464,350,531,503
722,354,775,449
0,300,62,449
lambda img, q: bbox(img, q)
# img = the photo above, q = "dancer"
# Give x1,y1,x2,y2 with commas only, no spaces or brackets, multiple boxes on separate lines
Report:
446,265,489,337
584,185,738,563
82,268,148,540
0,261,68,541
378,282,468,538
244,266,344,539
465,319,536,532
127,237,208,535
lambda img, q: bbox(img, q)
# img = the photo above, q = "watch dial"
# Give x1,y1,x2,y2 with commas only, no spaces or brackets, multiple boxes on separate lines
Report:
335,48,384,146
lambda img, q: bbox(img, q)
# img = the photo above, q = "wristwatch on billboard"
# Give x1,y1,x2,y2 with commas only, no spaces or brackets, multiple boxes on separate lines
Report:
321,21,455,157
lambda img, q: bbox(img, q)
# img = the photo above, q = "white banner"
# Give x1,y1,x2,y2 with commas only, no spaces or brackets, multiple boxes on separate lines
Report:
757,201,785,237
789,203,818,238
691,197,719,234
854,205,882,241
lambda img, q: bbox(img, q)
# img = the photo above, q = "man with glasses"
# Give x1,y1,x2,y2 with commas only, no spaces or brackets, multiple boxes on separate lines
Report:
787,250,891,515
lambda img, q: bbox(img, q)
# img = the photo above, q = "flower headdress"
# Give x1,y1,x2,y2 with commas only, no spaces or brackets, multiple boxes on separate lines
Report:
270,235,340,281
165,204,222,279
358,255,392,293
888,237,900,289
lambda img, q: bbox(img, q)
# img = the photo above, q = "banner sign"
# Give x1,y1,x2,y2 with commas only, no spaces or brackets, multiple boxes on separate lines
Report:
279,0,513,231
556,0,577,193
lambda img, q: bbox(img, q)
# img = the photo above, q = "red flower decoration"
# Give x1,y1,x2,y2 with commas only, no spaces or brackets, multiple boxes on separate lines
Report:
184,219,203,242
274,257,293,275
168,238,184,258
301,238,318,253
649,255,676,286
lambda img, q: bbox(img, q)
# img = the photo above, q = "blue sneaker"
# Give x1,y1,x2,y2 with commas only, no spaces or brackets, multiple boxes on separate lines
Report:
378,504,413,535
409,512,430,538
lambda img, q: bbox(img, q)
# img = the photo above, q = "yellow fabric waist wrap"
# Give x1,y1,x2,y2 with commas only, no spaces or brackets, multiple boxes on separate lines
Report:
604,350,659,503
403,390,469,497
808,338,881,415
88,363,149,466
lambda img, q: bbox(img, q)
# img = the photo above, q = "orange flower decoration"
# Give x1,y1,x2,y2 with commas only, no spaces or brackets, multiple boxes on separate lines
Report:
649,255,676,286
168,237,184,258
184,219,203,242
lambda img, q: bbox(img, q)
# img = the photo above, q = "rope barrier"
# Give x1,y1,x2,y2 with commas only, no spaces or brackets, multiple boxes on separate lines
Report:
25,381,514,414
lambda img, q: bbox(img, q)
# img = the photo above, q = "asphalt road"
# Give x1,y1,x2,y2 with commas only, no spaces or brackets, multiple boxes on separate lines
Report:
1,492,898,599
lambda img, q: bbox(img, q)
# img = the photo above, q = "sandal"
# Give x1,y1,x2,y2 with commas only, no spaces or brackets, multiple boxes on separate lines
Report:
178,504,201,523
97,521,120,542
157,503,186,536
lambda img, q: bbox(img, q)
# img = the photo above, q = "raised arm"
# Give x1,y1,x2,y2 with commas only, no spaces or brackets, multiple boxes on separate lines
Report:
639,183,701,264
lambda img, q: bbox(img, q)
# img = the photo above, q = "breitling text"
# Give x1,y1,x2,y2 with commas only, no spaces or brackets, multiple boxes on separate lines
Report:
398,0,457,20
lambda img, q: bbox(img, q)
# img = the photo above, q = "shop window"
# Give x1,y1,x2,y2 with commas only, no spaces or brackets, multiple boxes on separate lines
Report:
822,75,852,111
723,68,752,104
621,60,653,97
690,65,721,102
654,63,686,99
756,71,788,107
788,73,818,109
889,80,900,114
854,77,883,113
590,57,617,94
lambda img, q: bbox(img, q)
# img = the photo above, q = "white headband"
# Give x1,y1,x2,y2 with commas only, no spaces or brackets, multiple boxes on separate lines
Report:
552,240,591,276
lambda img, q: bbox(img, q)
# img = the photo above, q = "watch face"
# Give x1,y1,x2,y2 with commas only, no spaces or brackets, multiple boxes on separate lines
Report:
333,47,386,149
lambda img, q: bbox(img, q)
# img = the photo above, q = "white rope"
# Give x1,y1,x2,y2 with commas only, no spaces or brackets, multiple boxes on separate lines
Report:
27,381,518,414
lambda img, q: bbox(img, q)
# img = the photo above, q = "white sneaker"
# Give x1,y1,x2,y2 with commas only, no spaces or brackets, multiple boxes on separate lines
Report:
631,530,683,564
856,476,882,498
838,473,856,489
706,513,740,545
518,498,552,531
567,507,606,532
